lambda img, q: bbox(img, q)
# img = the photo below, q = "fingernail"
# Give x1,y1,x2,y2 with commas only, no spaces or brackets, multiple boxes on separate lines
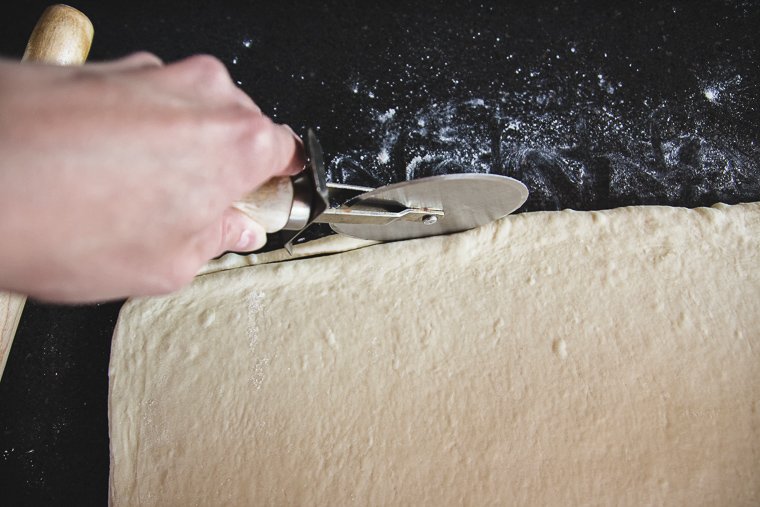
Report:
283,124,302,144
235,230,252,250
235,229,266,251
282,125,307,175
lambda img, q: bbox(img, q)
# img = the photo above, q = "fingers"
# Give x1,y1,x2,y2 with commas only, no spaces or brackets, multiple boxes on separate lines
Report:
219,208,268,253
116,54,305,191
279,125,307,176
164,55,260,112
114,51,164,69
164,55,306,186
84,51,164,73
223,116,305,197
138,208,267,297
89,52,306,244
193,207,268,262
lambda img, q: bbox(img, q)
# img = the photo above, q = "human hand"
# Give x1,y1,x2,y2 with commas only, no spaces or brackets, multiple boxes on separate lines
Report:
0,52,304,302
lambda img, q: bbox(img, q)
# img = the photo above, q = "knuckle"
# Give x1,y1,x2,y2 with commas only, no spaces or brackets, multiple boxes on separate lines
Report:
237,116,281,185
249,115,276,146
181,54,231,88
225,113,273,173
127,51,163,66
184,54,224,72
248,117,278,160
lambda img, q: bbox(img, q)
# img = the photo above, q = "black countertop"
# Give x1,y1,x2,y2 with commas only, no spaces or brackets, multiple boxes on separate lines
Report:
1,1,758,504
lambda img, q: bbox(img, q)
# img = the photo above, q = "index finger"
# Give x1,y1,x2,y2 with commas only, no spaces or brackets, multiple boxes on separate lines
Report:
238,116,306,191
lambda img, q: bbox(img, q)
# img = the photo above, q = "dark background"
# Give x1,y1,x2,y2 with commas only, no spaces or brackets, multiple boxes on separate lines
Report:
1,0,758,504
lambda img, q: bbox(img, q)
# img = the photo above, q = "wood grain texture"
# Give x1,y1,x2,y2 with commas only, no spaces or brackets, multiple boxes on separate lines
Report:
0,293,26,378
22,4,93,65
1,4,93,381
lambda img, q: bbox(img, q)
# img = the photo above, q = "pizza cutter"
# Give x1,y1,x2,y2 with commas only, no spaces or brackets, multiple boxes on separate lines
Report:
232,130,529,253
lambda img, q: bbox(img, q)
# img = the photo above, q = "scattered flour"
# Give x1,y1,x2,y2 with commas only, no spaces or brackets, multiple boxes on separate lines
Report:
246,291,270,389
326,64,757,211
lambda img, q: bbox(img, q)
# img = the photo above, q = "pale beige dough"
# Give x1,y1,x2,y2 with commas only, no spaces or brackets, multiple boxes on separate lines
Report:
109,203,760,506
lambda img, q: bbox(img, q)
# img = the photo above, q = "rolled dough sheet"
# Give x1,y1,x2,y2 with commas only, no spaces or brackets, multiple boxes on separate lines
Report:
109,203,760,506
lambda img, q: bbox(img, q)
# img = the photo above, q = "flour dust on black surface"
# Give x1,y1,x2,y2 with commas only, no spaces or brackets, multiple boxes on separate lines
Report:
314,3,760,212
229,1,759,214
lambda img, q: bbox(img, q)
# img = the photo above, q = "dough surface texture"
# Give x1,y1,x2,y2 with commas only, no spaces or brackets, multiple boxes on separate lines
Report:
109,203,760,506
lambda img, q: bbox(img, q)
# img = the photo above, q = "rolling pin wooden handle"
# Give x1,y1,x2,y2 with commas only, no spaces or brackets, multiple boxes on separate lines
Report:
232,177,295,233
0,293,25,379
22,4,93,65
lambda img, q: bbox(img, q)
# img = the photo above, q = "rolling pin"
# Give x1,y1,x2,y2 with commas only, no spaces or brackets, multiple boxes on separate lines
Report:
0,4,93,381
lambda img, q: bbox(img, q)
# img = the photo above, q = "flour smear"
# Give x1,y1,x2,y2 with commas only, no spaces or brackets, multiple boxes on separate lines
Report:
326,45,758,212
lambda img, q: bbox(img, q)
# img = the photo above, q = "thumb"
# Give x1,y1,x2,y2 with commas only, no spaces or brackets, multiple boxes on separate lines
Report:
218,208,268,254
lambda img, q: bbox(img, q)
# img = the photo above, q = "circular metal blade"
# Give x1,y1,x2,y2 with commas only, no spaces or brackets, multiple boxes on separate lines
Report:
330,174,528,241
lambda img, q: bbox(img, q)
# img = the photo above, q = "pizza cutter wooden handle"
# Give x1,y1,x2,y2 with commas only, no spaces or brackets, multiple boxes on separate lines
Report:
232,177,295,233
22,4,93,64
1,4,93,381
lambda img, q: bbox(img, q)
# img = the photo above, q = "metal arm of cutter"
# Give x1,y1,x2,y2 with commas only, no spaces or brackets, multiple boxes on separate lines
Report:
316,183,444,225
